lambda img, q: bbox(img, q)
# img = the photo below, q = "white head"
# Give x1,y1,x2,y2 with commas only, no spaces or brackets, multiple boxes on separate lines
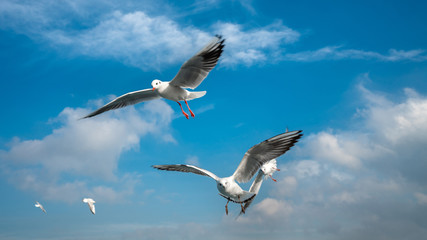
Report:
260,159,278,177
217,178,230,191
82,198,95,203
151,79,162,90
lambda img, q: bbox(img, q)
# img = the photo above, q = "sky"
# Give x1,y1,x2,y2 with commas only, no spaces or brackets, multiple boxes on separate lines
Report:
1,0,427,239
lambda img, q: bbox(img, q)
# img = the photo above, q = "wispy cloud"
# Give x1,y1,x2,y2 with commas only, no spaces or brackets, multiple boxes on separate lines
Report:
214,21,300,66
2,0,425,71
284,46,427,62
0,100,175,203
185,155,200,166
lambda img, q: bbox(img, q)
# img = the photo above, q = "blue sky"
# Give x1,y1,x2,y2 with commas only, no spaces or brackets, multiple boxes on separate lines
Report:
1,0,427,239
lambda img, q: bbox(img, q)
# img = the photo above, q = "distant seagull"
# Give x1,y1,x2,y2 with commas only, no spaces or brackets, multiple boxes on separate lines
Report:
238,159,280,216
82,35,225,119
153,130,303,215
34,201,47,214
82,198,96,215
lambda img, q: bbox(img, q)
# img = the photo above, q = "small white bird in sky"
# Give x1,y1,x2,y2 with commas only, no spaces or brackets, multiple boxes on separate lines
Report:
82,35,225,119
153,130,303,215
238,159,280,215
34,201,47,214
82,198,96,215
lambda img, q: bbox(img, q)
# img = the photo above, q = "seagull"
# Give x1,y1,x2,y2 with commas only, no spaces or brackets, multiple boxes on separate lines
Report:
82,35,225,119
153,130,303,215
260,158,280,182
34,201,47,214
82,198,96,215
238,159,280,216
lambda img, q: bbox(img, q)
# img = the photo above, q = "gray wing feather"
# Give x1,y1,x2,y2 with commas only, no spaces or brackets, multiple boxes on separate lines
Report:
238,170,264,216
82,89,160,118
152,164,219,181
233,130,303,183
169,35,225,89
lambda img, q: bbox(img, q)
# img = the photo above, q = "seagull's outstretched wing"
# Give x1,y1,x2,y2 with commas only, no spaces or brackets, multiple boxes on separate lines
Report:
82,89,161,119
88,202,95,215
232,130,303,183
152,164,220,181
169,35,225,89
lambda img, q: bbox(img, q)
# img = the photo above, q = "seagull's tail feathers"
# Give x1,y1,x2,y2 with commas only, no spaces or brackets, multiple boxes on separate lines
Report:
187,91,206,101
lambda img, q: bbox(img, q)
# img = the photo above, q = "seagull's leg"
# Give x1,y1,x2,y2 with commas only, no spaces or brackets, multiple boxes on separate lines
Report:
270,175,277,182
238,196,246,214
184,100,195,118
225,200,229,215
176,101,189,119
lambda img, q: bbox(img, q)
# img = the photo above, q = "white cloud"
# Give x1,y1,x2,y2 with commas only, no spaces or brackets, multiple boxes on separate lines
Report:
0,0,301,69
253,198,293,218
415,192,427,205
284,46,427,62
293,160,321,178
46,14,300,69
0,99,175,203
213,21,300,66
2,0,425,72
307,132,362,169
274,176,297,197
185,155,200,166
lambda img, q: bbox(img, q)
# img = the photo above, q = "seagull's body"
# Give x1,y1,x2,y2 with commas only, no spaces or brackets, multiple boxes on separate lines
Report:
34,201,46,214
82,35,225,119
153,130,303,215
82,198,96,215
238,159,280,215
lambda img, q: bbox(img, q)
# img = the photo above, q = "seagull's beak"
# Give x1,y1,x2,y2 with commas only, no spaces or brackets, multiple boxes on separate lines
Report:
152,87,155,91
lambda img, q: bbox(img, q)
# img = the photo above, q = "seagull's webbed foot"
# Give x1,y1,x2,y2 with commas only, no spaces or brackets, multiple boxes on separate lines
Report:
184,100,195,118
225,200,229,215
183,112,189,119
240,204,246,214
177,101,189,119
237,196,246,214
270,175,277,182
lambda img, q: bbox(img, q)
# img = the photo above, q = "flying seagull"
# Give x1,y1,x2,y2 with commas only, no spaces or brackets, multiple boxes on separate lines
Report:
82,198,96,215
34,201,47,214
153,130,303,215
238,159,280,216
82,35,225,119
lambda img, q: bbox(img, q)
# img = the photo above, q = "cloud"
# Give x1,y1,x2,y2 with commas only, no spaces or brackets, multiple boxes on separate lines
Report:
2,0,425,71
415,192,427,205
185,156,200,166
0,0,301,69
228,79,427,239
284,46,427,62
214,21,300,66
46,13,300,69
0,99,175,203
253,198,293,218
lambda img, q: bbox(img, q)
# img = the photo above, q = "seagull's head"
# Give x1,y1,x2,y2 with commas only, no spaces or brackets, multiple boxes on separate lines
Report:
151,79,162,91
217,179,229,190
261,159,278,176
